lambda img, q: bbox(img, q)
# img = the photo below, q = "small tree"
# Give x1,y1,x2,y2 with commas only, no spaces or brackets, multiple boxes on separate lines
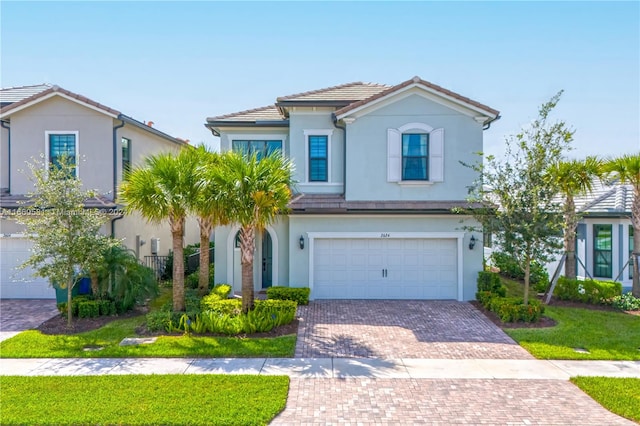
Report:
604,153,640,297
17,157,115,327
465,92,574,304
548,157,603,279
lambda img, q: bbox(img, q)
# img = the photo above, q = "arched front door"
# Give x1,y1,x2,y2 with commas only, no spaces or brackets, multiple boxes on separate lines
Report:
231,229,275,292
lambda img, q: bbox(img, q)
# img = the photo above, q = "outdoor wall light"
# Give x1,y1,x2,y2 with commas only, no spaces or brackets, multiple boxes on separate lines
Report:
299,235,305,250
469,235,476,250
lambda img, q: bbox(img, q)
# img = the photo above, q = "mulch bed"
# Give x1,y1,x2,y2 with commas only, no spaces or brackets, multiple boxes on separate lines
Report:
36,306,300,338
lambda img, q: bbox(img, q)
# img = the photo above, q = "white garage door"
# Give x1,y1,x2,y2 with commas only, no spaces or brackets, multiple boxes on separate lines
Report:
313,238,458,300
0,238,55,299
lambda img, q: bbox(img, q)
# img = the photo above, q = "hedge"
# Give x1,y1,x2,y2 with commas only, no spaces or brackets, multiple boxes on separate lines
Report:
266,286,310,305
553,277,622,305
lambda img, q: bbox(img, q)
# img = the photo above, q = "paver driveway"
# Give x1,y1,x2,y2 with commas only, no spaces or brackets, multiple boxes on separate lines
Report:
295,300,532,359
0,299,58,342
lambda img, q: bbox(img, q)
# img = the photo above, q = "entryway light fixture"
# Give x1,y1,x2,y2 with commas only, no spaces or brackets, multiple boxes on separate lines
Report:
469,235,476,250
299,235,305,250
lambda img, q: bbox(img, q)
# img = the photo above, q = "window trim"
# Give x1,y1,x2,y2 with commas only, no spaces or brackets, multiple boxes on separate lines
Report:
630,225,634,279
45,131,79,178
303,129,333,184
593,224,613,278
228,133,287,155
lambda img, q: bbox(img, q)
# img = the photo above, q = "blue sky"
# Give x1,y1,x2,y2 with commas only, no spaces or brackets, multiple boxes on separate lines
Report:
2,1,638,158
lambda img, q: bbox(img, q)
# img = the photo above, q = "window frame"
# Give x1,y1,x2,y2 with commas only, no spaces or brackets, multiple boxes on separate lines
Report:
303,129,333,184
630,225,634,279
45,131,79,178
121,137,131,175
593,224,613,278
401,132,429,181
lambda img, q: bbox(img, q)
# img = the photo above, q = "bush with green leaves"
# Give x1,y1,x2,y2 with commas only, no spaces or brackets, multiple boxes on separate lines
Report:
58,296,116,319
200,284,232,310
611,292,640,311
491,251,549,291
477,271,506,297
266,286,310,305
488,297,545,323
553,277,622,305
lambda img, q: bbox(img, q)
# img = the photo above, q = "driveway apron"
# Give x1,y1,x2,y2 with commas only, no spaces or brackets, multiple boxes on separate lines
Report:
272,300,634,425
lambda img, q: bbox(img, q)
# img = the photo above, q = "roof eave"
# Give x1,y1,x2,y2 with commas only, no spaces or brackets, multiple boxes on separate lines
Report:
119,115,185,146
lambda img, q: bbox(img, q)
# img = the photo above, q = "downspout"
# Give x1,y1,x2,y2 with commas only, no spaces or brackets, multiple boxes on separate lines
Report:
483,115,501,131
332,115,346,196
1,120,11,193
111,116,126,239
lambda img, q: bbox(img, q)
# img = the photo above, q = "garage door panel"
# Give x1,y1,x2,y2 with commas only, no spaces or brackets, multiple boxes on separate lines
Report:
313,237,458,300
1,238,55,299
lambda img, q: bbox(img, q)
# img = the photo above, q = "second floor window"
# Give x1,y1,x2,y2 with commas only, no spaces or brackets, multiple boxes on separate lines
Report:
630,225,634,279
593,224,612,278
49,133,77,177
232,140,282,159
402,133,428,180
308,135,328,182
122,137,131,174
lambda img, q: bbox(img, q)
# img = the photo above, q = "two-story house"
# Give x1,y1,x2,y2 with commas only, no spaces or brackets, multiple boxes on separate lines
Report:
0,84,198,299
206,76,499,301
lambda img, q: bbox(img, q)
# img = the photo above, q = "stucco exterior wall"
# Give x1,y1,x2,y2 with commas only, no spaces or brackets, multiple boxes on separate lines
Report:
9,96,114,195
345,93,483,201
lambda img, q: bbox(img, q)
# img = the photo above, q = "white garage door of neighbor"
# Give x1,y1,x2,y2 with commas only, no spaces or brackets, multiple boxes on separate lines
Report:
0,238,55,299
313,238,458,300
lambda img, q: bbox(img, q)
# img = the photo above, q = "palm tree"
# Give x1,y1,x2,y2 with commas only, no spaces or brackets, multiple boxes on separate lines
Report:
548,156,603,279
119,150,198,311
215,151,294,313
187,146,230,296
604,153,640,297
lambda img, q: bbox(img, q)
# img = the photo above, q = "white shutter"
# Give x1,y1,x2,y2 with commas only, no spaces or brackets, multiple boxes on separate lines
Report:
429,128,444,182
387,128,401,182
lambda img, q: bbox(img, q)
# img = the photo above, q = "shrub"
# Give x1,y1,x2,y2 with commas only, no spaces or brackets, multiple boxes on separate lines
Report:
201,298,242,316
488,297,544,323
266,286,310,305
476,290,497,307
477,271,506,297
491,251,549,288
145,310,179,332
611,292,640,311
77,300,100,318
185,271,199,289
97,299,116,316
554,277,622,304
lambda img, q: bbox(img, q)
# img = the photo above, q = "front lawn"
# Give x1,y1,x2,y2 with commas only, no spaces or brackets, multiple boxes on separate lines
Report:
0,315,296,358
505,306,640,360
571,377,640,423
0,375,288,425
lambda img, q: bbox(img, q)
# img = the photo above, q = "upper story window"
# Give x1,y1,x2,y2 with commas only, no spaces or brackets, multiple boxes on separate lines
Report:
630,225,634,279
122,137,131,174
593,224,612,278
308,135,328,182
232,140,282,160
387,123,443,184
402,133,428,180
46,131,78,178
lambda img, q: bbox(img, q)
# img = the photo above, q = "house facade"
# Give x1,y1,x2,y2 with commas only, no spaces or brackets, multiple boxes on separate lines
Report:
0,84,198,299
207,77,499,301
546,180,634,291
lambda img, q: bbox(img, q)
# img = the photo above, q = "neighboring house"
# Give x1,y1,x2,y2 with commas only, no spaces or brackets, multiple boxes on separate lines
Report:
546,180,633,291
206,76,500,301
0,84,198,299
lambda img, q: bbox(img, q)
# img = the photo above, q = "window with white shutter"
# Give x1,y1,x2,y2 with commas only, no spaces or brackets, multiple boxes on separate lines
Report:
387,124,444,184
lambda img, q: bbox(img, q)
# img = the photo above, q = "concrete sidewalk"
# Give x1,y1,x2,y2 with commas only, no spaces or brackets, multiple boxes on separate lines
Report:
1,357,638,379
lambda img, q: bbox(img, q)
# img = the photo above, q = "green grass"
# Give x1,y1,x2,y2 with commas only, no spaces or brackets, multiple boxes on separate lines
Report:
0,315,296,358
501,276,539,299
0,374,288,425
571,377,640,423
505,306,640,360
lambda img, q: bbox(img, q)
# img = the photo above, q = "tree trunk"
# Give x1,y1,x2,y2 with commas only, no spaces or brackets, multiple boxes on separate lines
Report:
523,254,531,306
564,196,577,279
66,274,73,328
90,269,99,298
171,217,186,312
239,225,256,313
198,220,213,297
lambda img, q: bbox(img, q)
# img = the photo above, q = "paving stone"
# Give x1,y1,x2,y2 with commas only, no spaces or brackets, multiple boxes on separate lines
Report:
119,337,157,346
271,378,635,425
0,299,59,336
295,300,532,359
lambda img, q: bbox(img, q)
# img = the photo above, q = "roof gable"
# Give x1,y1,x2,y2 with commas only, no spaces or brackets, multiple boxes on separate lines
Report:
276,81,390,103
335,76,499,123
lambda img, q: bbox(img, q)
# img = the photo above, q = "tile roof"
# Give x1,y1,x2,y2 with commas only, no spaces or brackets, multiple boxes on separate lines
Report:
0,84,52,106
207,105,284,122
207,77,498,125
335,76,500,118
276,81,391,102
575,180,633,214
289,193,482,213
